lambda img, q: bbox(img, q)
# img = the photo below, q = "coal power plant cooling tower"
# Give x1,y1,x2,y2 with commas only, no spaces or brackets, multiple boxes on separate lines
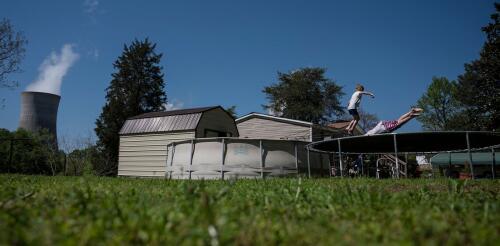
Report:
19,91,60,143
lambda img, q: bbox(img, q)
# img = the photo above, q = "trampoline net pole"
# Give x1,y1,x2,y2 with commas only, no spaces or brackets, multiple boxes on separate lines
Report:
466,132,475,179
165,143,170,179
221,138,225,180
404,153,408,178
189,140,194,180
170,143,176,179
337,139,343,177
260,140,264,179
492,148,496,179
319,153,324,177
393,134,399,179
307,147,311,178
448,152,452,178
328,153,332,177
376,156,380,179
294,142,299,177
331,151,336,177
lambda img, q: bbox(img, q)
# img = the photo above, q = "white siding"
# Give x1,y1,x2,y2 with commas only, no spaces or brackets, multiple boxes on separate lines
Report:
312,127,342,142
237,118,311,141
118,131,195,177
196,108,239,137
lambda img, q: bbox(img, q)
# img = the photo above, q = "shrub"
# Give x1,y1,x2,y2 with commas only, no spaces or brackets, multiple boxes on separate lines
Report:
0,128,63,175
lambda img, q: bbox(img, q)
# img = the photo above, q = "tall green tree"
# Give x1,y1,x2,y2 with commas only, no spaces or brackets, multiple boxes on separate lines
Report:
263,67,344,124
455,3,500,131
95,39,167,175
0,18,27,107
0,18,26,89
416,77,461,130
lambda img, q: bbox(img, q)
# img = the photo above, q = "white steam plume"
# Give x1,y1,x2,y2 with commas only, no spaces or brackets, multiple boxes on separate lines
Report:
163,99,184,111
26,44,79,95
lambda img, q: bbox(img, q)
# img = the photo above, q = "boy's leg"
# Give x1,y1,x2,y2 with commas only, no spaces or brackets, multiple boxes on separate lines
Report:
346,120,354,131
350,115,360,133
346,113,358,132
397,108,423,125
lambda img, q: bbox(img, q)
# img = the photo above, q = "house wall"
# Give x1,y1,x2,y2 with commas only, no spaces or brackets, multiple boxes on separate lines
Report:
237,117,311,141
118,131,195,177
312,128,344,141
196,108,239,137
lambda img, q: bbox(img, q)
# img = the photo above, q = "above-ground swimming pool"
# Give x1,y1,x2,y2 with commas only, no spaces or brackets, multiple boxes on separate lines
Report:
165,138,330,179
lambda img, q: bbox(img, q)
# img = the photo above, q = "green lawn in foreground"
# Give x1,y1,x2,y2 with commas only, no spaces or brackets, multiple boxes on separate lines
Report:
0,175,498,245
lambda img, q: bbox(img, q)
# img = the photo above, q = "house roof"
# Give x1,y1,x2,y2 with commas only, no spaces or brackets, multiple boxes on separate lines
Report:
236,112,313,127
120,106,221,135
327,121,350,129
327,121,365,134
236,113,359,135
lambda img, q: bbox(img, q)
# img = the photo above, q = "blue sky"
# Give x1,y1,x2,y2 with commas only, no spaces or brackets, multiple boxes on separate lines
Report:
0,0,496,142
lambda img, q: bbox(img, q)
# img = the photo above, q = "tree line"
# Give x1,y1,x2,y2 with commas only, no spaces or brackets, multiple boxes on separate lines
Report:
0,4,498,176
417,3,499,131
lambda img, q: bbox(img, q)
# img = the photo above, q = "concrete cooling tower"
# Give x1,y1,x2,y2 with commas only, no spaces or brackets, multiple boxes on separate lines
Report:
19,91,60,144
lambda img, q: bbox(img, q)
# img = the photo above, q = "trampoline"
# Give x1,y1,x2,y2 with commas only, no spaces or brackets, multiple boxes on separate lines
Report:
307,131,500,179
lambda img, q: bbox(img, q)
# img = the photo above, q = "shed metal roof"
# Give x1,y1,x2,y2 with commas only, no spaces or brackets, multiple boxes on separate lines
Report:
120,106,221,135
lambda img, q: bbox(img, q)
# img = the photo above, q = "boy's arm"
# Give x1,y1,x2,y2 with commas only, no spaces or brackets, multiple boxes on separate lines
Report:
361,91,375,98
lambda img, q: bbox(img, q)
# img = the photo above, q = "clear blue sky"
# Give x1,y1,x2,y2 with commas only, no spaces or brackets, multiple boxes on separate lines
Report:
0,0,496,142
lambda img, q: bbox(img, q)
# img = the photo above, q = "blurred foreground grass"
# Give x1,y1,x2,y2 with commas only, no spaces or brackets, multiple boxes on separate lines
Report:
0,175,499,245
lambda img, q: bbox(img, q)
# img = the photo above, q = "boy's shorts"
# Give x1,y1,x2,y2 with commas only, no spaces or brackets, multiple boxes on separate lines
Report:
348,109,359,117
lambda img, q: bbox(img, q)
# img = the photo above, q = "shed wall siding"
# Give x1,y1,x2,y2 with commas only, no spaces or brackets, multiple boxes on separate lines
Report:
118,131,195,177
312,128,342,142
237,118,311,141
196,108,239,137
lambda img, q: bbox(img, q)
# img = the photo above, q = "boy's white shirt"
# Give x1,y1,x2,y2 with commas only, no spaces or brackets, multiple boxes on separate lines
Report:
347,91,373,110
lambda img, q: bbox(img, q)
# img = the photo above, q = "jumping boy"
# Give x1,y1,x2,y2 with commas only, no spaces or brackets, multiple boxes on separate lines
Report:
346,84,375,135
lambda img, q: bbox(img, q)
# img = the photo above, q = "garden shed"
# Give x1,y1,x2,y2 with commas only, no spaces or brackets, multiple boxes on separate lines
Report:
118,106,238,177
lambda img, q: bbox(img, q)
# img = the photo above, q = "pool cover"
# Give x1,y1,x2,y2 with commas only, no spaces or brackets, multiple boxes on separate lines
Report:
308,131,500,154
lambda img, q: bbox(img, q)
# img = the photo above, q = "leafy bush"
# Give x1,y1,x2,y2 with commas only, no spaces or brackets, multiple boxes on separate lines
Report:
0,128,63,175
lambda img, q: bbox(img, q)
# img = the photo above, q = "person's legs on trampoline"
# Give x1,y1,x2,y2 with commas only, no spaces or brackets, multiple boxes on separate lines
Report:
364,107,423,136
346,109,360,135
396,107,423,126
365,121,385,135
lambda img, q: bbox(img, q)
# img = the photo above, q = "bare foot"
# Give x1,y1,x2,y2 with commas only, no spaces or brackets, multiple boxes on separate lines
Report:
412,108,424,113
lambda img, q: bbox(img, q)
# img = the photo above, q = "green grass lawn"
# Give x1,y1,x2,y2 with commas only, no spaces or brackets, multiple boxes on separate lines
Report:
0,175,498,245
